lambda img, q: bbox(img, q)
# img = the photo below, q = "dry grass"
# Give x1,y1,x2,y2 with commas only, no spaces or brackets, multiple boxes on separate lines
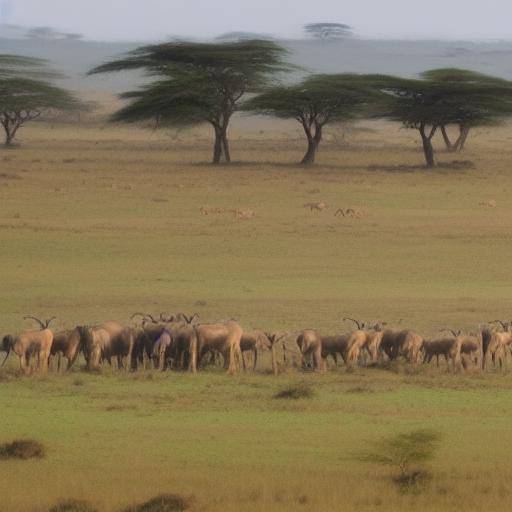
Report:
2,116,512,510
48,500,98,512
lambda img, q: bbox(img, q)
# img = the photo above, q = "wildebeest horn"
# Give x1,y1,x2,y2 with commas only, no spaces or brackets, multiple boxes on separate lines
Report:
24,315,55,329
131,312,149,320
343,317,362,330
440,328,460,337
178,313,199,324
159,313,175,322
45,317,57,328
490,320,508,330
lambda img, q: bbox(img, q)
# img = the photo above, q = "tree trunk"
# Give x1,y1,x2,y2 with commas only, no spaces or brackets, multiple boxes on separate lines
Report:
212,127,223,164
2,119,20,147
301,122,322,165
301,138,318,165
221,131,231,163
440,125,456,152
457,124,470,151
419,124,436,168
211,122,231,165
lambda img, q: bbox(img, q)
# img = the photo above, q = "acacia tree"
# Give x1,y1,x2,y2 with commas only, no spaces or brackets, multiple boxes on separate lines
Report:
0,55,78,146
304,23,353,41
421,69,512,152
89,40,290,165
243,74,382,165
378,73,512,168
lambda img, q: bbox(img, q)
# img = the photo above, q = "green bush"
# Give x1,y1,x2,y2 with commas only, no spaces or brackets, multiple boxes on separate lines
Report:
359,430,440,491
273,382,315,400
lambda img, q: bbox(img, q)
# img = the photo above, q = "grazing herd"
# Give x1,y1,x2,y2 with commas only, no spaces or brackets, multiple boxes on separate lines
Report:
1,314,512,376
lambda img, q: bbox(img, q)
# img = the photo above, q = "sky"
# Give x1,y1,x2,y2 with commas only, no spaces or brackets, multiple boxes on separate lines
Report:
1,0,512,41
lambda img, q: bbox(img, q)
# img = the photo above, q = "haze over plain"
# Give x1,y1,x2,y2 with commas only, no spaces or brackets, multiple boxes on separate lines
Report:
1,0,511,41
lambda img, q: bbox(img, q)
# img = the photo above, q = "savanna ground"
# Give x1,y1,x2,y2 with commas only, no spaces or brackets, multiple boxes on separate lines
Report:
2,110,512,511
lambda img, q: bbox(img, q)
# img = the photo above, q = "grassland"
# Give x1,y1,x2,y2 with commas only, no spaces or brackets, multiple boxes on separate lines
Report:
2,116,512,511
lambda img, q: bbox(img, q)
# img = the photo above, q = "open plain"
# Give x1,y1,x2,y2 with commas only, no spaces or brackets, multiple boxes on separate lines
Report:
2,116,512,511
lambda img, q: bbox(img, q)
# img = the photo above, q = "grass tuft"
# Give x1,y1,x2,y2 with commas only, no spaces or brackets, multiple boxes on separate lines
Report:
0,439,46,460
121,494,192,512
48,499,97,512
273,382,315,400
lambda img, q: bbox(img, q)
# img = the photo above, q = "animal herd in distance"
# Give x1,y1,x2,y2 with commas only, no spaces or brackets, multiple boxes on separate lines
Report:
1,314,509,375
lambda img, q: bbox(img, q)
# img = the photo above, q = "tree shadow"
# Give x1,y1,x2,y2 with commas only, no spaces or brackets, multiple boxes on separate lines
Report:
189,159,475,173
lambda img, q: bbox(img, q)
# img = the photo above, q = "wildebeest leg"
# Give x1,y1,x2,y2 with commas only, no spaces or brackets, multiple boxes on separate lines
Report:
227,346,236,375
253,349,258,372
241,351,247,371
20,354,29,375
39,349,48,373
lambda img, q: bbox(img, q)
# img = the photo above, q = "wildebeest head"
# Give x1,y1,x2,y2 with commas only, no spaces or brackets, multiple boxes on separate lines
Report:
76,326,94,359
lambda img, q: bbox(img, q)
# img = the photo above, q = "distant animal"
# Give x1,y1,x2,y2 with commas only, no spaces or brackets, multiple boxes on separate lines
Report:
460,334,481,369
240,330,277,371
335,208,364,218
380,329,423,364
482,321,512,369
303,202,327,212
423,337,462,371
195,320,243,374
1,329,53,374
50,329,82,371
152,329,175,370
79,321,135,371
343,318,385,364
296,330,325,371
442,329,480,369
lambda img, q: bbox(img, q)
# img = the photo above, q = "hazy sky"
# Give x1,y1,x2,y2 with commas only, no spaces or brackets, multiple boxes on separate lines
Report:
2,0,512,41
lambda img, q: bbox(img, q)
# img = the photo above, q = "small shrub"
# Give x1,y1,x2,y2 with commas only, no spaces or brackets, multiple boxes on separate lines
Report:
346,386,373,394
393,469,432,491
0,439,46,460
48,499,98,512
121,494,192,512
358,429,440,492
274,383,315,400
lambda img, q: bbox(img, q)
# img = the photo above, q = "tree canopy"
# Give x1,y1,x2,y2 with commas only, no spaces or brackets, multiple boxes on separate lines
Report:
89,39,291,164
377,71,512,167
243,73,384,164
420,68,512,152
0,54,79,145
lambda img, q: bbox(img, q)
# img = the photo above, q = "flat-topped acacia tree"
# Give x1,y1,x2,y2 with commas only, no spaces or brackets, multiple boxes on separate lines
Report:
303,23,354,41
88,40,291,165
378,72,512,168
243,74,384,165
421,68,512,152
0,54,79,146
